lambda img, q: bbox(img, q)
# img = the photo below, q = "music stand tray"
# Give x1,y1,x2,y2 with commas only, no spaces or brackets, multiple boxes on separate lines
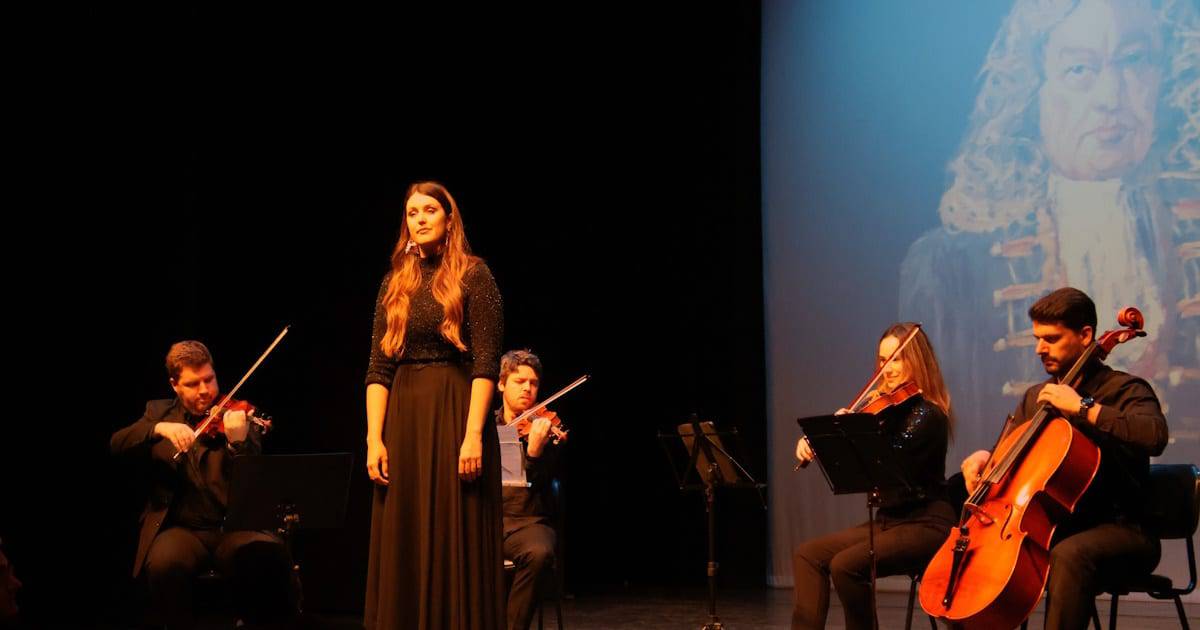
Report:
796,413,911,496
224,453,355,536
675,421,748,489
796,411,917,630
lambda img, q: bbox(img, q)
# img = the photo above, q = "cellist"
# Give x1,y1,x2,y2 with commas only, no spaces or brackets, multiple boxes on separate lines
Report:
959,288,1168,629
792,322,956,630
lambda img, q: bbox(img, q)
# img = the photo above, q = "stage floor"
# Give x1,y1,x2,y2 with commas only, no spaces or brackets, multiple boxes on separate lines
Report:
549,586,1199,629
62,585,1199,629
298,586,1199,629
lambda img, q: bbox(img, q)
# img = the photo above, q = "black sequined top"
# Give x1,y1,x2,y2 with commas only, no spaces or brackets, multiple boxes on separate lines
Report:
876,394,950,510
366,254,504,385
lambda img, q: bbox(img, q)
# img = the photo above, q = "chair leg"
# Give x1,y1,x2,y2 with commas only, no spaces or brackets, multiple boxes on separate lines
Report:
905,577,918,630
1174,594,1190,630
1092,598,1103,630
1106,593,1117,630
537,602,544,630
552,560,565,630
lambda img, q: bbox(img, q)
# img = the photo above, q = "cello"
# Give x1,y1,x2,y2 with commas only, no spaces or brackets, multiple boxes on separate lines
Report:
918,307,1146,628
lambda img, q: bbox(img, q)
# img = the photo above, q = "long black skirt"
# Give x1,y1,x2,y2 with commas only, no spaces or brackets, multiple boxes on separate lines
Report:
364,363,505,630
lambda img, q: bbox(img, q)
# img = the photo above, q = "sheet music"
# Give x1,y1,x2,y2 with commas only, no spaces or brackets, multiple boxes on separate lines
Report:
497,422,531,488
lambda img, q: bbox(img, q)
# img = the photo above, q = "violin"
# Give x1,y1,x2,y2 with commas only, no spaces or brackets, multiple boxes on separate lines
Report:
196,399,273,440
852,381,921,415
506,374,590,447
512,408,568,445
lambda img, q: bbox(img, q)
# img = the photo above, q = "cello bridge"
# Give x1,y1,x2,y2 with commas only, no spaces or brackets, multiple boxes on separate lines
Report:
964,501,998,525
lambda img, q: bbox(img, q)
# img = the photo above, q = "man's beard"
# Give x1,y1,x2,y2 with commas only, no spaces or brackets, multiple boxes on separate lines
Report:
1043,352,1083,380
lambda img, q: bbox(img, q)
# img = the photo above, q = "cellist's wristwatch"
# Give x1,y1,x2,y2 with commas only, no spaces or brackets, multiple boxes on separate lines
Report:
1077,396,1095,419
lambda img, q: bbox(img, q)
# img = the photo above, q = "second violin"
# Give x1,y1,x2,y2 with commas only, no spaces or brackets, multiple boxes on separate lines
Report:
507,374,590,446
512,408,569,444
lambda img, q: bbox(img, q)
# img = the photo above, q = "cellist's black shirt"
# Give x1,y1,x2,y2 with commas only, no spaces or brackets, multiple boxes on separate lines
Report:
1009,362,1168,533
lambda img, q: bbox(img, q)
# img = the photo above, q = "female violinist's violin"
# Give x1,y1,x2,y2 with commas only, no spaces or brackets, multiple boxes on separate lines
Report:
796,325,925,470
853,381,921,415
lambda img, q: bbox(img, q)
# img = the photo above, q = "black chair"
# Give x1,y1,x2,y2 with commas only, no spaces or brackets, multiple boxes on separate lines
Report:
904,571,938,630
192,560,301,624
1097,463,1199,630
502,559,564,630
1017,590,1102,630
904,473,970,630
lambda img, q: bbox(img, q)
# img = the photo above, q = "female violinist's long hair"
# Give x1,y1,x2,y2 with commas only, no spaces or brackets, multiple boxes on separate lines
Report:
881,322,955,438
380,181,481,358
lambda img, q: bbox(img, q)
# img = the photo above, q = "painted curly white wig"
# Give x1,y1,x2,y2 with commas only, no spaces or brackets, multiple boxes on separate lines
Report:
939,0,1199,233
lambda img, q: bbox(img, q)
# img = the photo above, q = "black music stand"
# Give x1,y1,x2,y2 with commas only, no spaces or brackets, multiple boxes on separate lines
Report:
796,412,915,630
224,453,355,559
659,416,766,630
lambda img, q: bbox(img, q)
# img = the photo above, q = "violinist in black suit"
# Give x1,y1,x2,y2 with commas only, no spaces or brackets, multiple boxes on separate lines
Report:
111,340,290,629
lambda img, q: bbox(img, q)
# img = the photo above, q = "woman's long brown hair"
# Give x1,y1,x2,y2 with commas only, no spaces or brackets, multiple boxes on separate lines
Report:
380,181,480,357
879,322,955,438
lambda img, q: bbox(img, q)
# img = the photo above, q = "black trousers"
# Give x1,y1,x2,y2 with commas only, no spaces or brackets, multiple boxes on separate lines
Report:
791,503,953,630
142,526,289,629
503,524,556,630
1044,522,1160,630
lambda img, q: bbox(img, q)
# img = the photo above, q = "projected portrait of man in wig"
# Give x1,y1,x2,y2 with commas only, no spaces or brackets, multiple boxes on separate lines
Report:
899,0,1200,456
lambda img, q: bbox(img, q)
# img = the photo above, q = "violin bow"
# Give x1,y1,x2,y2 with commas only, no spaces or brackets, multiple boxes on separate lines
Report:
846,323,922,412
510,374,591,425
173,325,291,460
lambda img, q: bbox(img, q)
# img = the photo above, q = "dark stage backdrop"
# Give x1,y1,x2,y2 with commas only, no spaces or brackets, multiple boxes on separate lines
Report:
7,4,766,624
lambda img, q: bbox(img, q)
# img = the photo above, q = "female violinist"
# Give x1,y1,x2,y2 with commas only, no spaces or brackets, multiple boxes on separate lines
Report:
792,322,956,630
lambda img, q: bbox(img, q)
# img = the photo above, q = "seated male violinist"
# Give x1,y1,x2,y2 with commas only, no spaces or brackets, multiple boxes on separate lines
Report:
494,350,564,630
110,341,293,629
957,288,1168,630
